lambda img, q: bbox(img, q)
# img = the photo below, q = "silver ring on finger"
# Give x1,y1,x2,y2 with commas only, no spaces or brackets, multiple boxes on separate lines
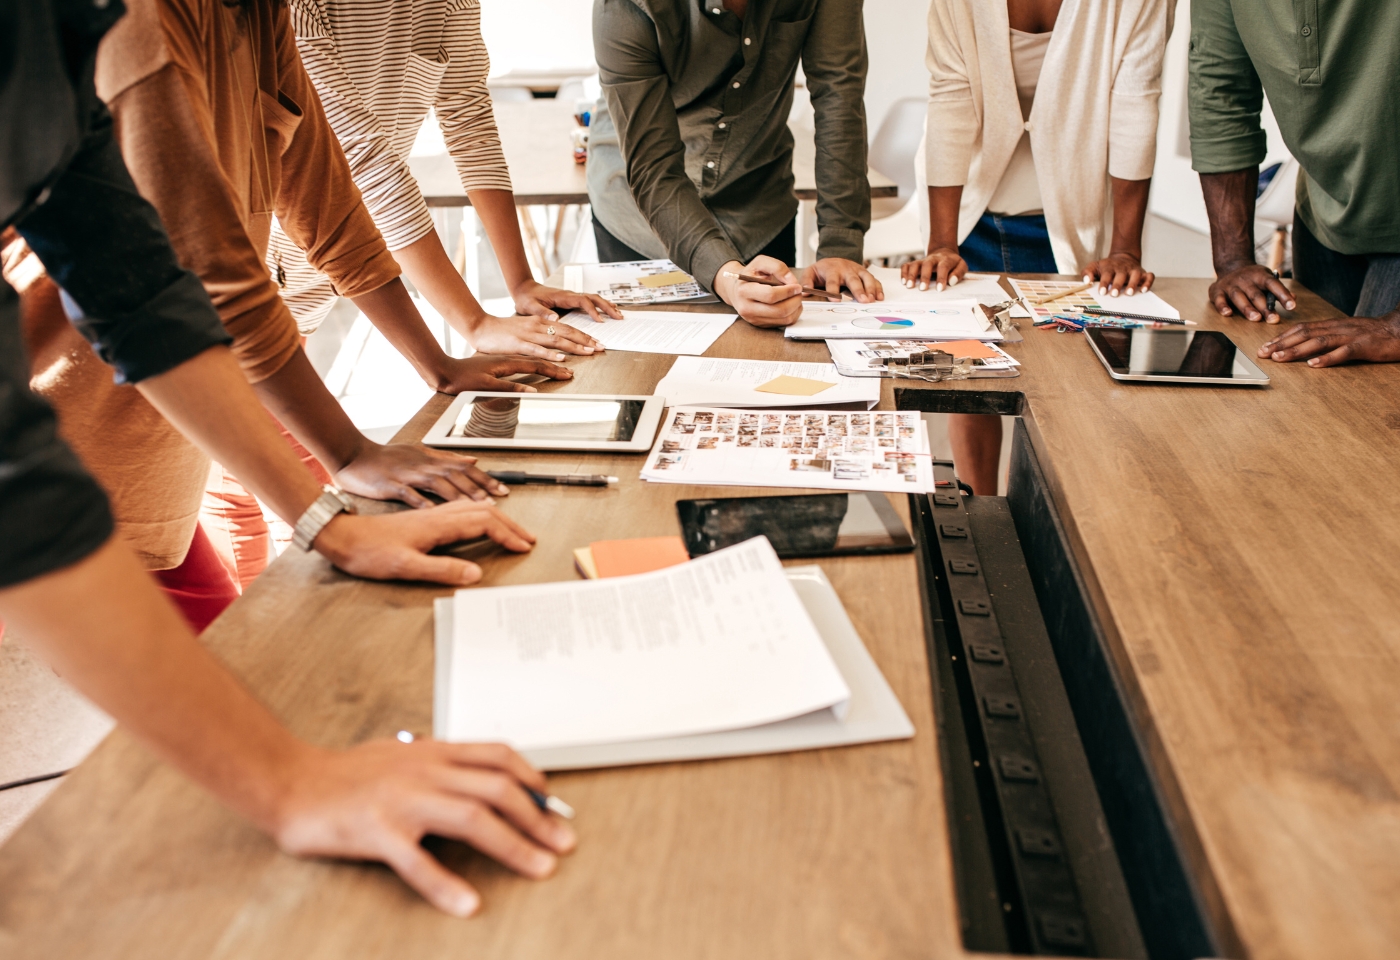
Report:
546,326,556,336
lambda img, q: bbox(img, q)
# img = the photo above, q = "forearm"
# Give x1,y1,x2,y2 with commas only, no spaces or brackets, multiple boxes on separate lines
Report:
250,348,367,473
137,346,322,524
927,185,964,251
1108,176,1151,258
1200,168,1260,274
0,537,313,833
391,233,488,342
469,189,536,294
348,276,457,391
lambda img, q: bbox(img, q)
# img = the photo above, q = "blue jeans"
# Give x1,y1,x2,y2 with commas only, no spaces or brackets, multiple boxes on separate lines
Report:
959,211,1057,274
1292,214,1400,317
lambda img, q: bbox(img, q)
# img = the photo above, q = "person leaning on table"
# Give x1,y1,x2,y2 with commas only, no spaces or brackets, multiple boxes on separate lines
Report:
1188,0,1400,368
588,0,884,327
899,0,1172,494
1,0,573,915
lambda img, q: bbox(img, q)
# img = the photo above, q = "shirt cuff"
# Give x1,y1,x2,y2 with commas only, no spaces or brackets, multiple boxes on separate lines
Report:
815,226,865,264
1107,93,1160,182
1189,130,1268,174
0,442,115,588
925,99,977,187
691,236,745,293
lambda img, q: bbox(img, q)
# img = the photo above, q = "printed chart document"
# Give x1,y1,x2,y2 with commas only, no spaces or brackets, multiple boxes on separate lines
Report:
1007,277,1181,321
868,266,1012,306
560,309,734,355
784,299,1002,342
826,338,1019,378
440,537,851,750
642,407,933,493
562,259,711,305
654,356,880,408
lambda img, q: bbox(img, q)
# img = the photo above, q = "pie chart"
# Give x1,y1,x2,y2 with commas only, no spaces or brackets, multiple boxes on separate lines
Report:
853,316,915,330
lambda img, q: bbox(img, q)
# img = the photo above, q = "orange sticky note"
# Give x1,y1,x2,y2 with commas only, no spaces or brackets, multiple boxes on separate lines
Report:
754,375,836,396
589,536,691,578
923,340,1002,360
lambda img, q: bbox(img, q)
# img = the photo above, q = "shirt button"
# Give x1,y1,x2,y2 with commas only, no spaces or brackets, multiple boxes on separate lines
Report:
1300,24,1312,36
1024,121,1031,131
744,37,751,45
712,6,721,13
717,122,727,129
732,81,741,88
706,161,716,168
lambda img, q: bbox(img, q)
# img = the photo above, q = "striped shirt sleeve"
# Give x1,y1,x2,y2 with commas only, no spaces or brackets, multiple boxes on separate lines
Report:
436,0,512,194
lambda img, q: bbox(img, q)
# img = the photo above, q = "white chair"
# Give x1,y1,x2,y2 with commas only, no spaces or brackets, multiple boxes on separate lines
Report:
1254,157,1298,273
861,97,927,262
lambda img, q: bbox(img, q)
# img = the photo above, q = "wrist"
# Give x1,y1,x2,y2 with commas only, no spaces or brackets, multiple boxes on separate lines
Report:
310,511,357,566
260,740,332,839
508,276,540,298
713,260,743,305
1107,248,1142,262
926,240,959,257
1214,254,1259,277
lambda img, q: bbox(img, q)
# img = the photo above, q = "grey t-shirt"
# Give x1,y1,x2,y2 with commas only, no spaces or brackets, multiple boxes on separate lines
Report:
589,0,870,289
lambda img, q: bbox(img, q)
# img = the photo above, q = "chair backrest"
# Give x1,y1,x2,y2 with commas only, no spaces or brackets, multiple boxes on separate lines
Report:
869,96,926,199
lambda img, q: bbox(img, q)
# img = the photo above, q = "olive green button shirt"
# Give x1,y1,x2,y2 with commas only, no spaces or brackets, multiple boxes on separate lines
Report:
589,0,870,290
1187,0,1400,255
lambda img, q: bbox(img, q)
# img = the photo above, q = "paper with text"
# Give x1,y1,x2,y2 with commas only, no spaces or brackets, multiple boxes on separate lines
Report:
446,537,850,749
560,310,735,355
654,356,879,408
562,259,708,304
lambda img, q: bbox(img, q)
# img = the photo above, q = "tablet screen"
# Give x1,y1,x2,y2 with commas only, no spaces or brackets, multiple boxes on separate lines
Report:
447,396,646,442
1087,328,1261,379
677,493,914,559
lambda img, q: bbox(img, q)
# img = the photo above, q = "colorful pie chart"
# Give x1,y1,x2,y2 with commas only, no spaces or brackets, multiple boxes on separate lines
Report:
853,316,916,330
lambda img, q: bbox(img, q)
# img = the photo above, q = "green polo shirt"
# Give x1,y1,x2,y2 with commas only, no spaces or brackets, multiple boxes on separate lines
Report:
1188,0,1400,255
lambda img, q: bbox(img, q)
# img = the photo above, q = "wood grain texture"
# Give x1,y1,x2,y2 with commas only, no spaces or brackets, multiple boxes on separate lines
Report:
4,279,1396,960
409,99,896,207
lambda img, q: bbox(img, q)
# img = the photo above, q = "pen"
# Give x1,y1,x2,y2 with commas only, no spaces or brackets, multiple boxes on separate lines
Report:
486,471,619,487
720,270,843,301
397,732,576,820
1029,280,1094,305
1078,306,1196,325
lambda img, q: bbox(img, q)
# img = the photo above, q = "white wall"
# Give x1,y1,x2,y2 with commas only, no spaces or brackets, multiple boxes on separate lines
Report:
479,0,929,138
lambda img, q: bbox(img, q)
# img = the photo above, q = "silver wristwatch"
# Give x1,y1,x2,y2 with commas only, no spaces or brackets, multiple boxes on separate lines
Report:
292,485,356,552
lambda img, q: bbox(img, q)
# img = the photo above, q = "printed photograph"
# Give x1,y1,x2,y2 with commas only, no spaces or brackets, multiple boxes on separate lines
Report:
781,436,800,449
739,413,759,427
789,457,832,473
655,454,683,470
737,435,756,447
696,436,718,450
694,411,714,426
832,460,869,481
760,436,778,448
661,439,685,453
827,415,848,437
783,415,803,435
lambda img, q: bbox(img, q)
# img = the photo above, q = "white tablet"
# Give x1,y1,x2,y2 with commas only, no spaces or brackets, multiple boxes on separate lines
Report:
422,392,666,452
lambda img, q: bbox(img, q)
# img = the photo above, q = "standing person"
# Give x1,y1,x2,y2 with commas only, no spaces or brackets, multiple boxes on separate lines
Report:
589,0,883,328
1187,0,1400,368
93,0,573,590
901,0,1171,494
269,0,622,362
2,0,575,914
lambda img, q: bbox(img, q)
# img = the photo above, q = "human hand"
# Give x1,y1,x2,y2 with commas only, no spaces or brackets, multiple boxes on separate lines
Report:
428,354,573,395
463,312,602,362
713,256,804,328
335,440,508,505
1082,252,1154,297
804,258,883,303
1209,263,1296,323
314,500,535,584
1257,313,1400,368
273,739,575,916
511,279,622,324
900,247,968,292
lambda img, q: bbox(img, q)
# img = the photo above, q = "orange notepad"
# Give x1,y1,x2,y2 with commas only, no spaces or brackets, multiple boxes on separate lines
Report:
923,339,1002,360
576,536,691,579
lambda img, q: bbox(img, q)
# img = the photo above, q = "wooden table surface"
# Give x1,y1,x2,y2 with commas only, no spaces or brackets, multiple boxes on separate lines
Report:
409,99,898,207
2,279,1398,960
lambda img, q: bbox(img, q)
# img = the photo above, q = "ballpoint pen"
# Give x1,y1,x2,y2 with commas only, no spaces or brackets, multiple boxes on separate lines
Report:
486,471,619,487
719,270,844,301
1078,306,1195,325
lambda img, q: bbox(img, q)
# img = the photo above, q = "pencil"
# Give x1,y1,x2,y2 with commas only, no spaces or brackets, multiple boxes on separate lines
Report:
1029,280,1095,306
720,270,843,301
1079,306,1196,325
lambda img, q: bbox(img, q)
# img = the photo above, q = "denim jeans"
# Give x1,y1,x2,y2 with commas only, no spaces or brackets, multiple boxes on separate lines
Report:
1292,214,1400,317
959,211,1057,274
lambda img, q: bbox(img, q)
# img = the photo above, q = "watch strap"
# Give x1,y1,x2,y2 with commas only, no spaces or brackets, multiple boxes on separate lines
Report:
292,485,355,552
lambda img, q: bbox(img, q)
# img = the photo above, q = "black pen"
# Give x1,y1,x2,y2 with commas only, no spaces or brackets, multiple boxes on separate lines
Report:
486,471,618,487
1078,306,1194,326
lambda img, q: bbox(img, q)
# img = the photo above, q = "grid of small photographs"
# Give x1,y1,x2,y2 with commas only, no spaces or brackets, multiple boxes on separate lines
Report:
645,408,928,489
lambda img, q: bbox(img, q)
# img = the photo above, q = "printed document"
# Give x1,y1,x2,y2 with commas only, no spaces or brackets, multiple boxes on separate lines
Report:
560,309,734,355
1007,277,1181,321
443,537,851,750
562,259,710,305
784,299,1002,341
826,338,1019,377
655,356,880,408
642,407,933,493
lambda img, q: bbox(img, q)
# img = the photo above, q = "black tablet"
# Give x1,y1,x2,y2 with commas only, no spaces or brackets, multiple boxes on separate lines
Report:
676,493,915,559
1085,327,1269,385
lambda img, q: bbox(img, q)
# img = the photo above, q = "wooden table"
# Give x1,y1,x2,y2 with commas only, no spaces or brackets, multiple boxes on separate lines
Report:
408,99,898,207
3,279,1399,960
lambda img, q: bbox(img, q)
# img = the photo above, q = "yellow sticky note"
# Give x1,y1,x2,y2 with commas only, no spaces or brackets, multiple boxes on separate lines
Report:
754,375,836,397
638,270,693,288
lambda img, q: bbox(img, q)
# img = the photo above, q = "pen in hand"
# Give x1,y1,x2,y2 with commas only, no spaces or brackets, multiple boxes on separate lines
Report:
485,471,617,487
720,270,843,302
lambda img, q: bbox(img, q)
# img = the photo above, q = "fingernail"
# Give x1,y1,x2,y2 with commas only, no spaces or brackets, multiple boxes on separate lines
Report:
1308,358,1320,366
582,347,594,354
1098,287,1107,296
450,889,480,917
554,823,578,852
524,385,538,392
495,484,509,495
949,275,960,285
531,850,558,877
1125,288,1135,296
1082,276,1092,283
918,282,927,291
935,283,944,292
1111,289,1120,297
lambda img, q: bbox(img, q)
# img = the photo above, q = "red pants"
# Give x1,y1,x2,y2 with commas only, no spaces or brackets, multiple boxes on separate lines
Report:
155,523,240,633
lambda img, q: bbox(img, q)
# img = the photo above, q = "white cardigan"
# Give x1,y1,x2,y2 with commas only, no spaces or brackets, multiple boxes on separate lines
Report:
923,0,1173,273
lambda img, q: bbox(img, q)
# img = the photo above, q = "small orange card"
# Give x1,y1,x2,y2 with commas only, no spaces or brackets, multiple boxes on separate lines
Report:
588,536,691,578
924,340,1002,360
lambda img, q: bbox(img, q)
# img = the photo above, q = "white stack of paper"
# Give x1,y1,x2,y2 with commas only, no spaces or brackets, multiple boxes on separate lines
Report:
437,538,851,751
562,259,711,304
654,356,881,408
784,299,1003,341
825,338,1020,378
867,266,1012,306
559,309,734,355
641,406,933,493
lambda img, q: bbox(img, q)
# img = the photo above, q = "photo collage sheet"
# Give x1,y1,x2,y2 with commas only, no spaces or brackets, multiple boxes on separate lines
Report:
642,407,933,493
